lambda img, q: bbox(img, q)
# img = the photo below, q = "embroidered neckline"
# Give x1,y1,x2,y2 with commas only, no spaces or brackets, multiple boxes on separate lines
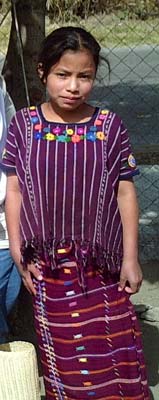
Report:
29,106,109,143
38,104,99,125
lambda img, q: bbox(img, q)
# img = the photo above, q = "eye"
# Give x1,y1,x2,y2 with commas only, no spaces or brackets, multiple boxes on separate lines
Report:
81,75,89,79
80,74,92,81
56,72,67,78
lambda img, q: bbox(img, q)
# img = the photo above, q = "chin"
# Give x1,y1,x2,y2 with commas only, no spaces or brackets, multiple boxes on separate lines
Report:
61,103,80,110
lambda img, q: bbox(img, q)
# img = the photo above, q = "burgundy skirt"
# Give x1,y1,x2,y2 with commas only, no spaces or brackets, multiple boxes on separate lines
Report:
33,263,150,400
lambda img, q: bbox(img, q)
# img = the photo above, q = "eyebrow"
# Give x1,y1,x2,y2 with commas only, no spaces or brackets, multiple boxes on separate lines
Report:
54,67,94,73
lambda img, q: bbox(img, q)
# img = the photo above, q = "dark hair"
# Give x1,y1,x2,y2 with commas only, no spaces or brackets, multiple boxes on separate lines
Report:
38,26,101,82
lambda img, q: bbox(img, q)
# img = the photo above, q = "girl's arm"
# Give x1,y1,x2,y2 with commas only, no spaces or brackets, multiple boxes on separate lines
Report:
5,173,22,270
117,179,143,294
5,173,42,295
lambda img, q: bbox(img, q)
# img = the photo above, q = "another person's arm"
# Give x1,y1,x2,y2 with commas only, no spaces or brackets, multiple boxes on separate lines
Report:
117,179,142,294
0,75,15,204
0,74,15,125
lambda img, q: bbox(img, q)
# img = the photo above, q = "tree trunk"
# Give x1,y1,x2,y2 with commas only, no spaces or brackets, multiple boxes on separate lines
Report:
3,0,47,109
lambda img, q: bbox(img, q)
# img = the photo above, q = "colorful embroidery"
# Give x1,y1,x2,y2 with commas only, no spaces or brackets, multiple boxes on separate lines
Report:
128,154,136,168
30,106,108,143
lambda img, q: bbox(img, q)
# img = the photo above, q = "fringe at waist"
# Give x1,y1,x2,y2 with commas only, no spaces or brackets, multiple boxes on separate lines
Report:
21,237,122,293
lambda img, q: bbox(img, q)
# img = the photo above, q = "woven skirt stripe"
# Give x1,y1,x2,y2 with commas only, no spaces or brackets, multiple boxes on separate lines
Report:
33,265,150,400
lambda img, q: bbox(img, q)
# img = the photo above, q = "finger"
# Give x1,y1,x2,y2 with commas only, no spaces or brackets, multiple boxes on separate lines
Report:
124,285,134,294
27,264,43,281
137,281,142,291
22,278,31,294
135,280,143,293
118,276,126,291
22,276,36,296
39,260,45,266
22,270,37,296
125,282,138,294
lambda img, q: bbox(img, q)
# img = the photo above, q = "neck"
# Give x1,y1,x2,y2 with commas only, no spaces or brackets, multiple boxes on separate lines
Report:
43,101,95,124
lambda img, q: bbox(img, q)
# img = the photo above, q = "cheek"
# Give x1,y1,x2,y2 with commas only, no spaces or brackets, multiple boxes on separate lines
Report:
46,79,65,93
82,81,94,95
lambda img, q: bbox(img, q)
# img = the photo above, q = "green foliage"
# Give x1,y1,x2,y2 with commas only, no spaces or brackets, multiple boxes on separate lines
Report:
0,0,11,12
46,13,159,47
47,0,159,21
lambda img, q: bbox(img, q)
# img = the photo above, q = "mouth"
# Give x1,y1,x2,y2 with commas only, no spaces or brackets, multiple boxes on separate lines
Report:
62,97,81,102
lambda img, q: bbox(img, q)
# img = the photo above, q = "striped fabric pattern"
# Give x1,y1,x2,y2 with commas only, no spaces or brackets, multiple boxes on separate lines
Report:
2,106,139,274
33,263,150,399
2,106,150,398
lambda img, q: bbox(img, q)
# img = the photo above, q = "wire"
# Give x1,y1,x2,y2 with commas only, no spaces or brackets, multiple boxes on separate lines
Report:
11,0,30,106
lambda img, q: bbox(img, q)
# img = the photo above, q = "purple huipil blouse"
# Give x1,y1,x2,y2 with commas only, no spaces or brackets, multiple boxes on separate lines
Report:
2,106,139,281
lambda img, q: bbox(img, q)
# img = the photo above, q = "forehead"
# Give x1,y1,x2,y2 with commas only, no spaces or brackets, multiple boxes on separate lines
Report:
52,49,96,72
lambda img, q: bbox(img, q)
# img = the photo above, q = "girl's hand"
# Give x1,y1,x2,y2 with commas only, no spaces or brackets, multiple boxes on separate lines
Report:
21,263,43,296
10,247,43,295
118,259,143,294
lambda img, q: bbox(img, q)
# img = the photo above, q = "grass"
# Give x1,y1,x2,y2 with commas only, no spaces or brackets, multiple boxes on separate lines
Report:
0,11,11,55
46,13,159,48
0,11,159,57
87,14,159,47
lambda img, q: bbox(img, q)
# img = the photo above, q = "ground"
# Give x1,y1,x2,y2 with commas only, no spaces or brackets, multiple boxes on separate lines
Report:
132,260,159,400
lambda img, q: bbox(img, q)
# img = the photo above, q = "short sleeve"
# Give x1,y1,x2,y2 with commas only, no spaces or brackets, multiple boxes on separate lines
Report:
119,121,139,180
1,115,17,171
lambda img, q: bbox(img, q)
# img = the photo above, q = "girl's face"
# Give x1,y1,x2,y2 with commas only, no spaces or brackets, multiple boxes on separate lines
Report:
45,49,96,111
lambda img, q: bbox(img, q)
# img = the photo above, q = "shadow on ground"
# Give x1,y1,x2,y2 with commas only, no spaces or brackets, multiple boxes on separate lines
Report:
141,261,159,284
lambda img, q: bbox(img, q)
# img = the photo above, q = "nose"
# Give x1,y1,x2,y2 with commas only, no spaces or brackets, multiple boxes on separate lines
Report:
67,77,79,93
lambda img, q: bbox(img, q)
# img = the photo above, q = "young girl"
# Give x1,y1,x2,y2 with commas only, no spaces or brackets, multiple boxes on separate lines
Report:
2,27,149,399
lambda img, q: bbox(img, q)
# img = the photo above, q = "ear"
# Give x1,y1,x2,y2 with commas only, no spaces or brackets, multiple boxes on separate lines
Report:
37,63,46,83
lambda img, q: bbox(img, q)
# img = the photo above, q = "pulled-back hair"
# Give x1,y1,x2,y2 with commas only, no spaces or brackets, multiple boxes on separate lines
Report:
38,26,101,82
